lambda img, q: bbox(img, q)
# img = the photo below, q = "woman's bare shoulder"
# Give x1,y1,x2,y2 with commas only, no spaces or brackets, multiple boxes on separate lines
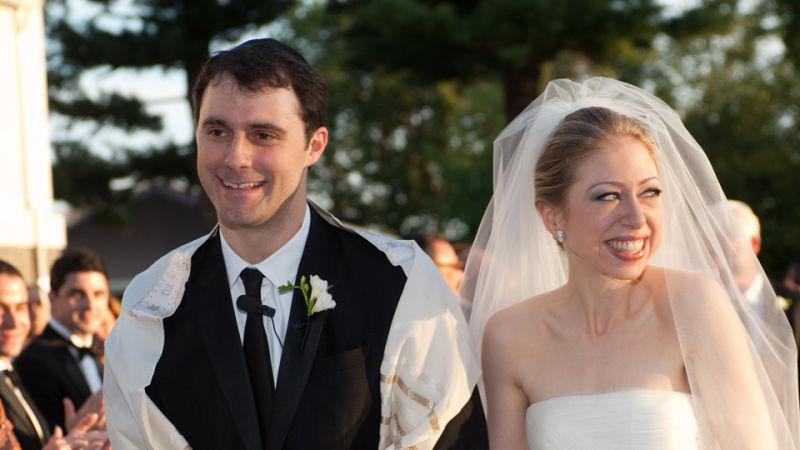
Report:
647,266,739,335
656,267,729,306
483,289,563,359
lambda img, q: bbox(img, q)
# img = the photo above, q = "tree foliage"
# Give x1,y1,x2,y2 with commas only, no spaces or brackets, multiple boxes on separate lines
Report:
46,0,800,275
46,0,295,211
293,0,741,238
330,0,738,119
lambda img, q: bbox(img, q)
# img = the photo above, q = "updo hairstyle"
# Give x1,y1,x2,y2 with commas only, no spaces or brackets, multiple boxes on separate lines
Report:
534,106,657,209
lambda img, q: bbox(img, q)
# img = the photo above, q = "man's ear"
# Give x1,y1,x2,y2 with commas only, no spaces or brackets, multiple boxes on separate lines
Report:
536,200,563,237
751,236,761,255
305,126,328,167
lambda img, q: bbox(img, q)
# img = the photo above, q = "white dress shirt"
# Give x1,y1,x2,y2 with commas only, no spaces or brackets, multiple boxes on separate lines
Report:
743,273,764,307
219,205,310,385
48,319,103,393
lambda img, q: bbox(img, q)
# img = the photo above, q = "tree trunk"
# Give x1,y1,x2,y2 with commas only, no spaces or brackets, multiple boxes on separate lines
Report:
502,61,542,121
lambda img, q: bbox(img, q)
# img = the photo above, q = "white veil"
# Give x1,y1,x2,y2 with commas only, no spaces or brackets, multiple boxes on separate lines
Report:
462,77,799,449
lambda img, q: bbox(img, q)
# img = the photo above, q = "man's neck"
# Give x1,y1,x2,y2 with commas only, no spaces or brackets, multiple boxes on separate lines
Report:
220,197,307,264
48,319,92,345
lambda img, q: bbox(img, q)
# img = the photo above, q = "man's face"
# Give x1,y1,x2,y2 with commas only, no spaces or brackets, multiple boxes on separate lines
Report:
50,271,109,336
429,239,464,293
196,75,327,234
0,274,31,359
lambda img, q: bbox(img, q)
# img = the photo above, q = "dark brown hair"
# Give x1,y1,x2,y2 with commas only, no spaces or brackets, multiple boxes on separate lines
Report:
50,249,107,294
191,38,327,140
534,106,656,208
0,260,23,280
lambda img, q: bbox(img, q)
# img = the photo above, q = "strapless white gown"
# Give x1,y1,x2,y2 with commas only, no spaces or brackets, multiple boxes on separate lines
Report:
525,389,699,449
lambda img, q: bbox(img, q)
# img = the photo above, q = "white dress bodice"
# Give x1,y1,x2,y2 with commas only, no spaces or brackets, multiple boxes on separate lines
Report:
525,389,699,449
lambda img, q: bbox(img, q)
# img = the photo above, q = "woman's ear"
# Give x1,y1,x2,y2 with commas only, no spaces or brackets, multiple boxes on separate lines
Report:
536,200,563,237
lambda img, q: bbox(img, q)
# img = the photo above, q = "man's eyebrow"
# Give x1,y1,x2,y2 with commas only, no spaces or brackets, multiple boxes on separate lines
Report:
200,117,229,127
249,122,287,135
199,117,286,135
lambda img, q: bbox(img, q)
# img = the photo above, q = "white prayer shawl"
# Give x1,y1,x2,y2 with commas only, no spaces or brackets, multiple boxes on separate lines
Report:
104,207,480,450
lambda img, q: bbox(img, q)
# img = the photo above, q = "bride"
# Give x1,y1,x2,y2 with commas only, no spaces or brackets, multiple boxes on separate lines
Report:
462,78,799,449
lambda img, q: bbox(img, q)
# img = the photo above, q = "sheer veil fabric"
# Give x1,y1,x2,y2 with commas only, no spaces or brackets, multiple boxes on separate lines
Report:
462,77,799,449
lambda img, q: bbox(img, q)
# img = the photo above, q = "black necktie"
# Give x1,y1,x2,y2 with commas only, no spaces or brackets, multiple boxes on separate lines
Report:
2,370,22,390
240,268,274,444
71,343,96,360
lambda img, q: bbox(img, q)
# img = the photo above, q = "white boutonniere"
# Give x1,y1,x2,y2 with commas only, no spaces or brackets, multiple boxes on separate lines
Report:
279,275,336,317
279,275,335,353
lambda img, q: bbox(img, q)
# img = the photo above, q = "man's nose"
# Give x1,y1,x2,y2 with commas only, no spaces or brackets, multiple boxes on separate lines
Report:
1,309,18,329
224,133,252,169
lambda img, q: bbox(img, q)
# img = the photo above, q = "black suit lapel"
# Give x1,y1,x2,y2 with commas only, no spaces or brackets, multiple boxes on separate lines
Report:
267,207,340,450
0,379,25,426
187,233,262,450
0,372,49,448
39,326,92,402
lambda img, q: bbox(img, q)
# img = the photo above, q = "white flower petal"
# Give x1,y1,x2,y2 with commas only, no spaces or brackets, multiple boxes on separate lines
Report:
308,275,335,314
312,291,335,313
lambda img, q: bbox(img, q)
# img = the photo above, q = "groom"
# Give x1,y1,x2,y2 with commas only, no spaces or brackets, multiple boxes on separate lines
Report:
104,38,486,449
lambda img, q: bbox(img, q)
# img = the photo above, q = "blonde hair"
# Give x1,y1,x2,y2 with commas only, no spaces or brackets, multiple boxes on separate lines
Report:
534,107,657,208
728,199,761,240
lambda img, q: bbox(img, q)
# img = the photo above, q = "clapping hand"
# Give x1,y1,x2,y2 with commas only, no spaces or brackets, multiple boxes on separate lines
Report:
43,413,109,450
64,391,105,432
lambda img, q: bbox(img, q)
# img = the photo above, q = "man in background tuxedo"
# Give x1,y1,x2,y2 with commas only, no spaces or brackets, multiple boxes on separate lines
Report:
15,250,107,433
105,38,486,449
0,260,49,450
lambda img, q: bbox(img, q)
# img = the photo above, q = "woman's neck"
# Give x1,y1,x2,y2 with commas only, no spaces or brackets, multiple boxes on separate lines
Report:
564,263,651,339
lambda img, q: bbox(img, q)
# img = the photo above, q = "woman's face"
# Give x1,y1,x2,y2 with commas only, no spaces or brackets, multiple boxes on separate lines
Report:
558,136,662,281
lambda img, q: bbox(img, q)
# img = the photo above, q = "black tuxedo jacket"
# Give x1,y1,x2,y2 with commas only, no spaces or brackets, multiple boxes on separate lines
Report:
14,324,101,431
0,371,50,450
145,207,486,449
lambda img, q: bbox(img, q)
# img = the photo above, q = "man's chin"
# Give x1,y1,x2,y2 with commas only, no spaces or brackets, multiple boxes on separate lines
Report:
73,323,98,336
0,346,22,358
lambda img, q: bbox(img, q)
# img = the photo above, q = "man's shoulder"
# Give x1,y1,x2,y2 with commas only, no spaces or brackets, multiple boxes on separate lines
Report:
337,226,406,261
15,332,63,368
119,234,210,319
314,208,415,273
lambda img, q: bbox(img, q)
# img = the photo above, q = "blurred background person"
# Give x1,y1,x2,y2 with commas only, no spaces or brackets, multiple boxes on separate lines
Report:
24,287,49,344
727,199,764,304
453,243,471,272
0,260,50,450
91,295,120,365
776,259,800,347
14,250,107,433
411,234,465,294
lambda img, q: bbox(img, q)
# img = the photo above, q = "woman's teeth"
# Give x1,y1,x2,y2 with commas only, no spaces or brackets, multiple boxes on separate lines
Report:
607,239,645,253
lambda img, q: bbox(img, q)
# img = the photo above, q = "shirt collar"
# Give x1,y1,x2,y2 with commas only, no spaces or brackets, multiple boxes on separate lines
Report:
743,273,765,305
220,204,311,288
0,359,12,372
48,319,93,348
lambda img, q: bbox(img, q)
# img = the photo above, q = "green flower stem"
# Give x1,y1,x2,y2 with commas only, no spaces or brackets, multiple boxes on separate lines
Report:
278,275,316,318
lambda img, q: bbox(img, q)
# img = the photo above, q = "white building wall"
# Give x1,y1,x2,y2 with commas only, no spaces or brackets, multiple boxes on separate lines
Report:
0,0,66,285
